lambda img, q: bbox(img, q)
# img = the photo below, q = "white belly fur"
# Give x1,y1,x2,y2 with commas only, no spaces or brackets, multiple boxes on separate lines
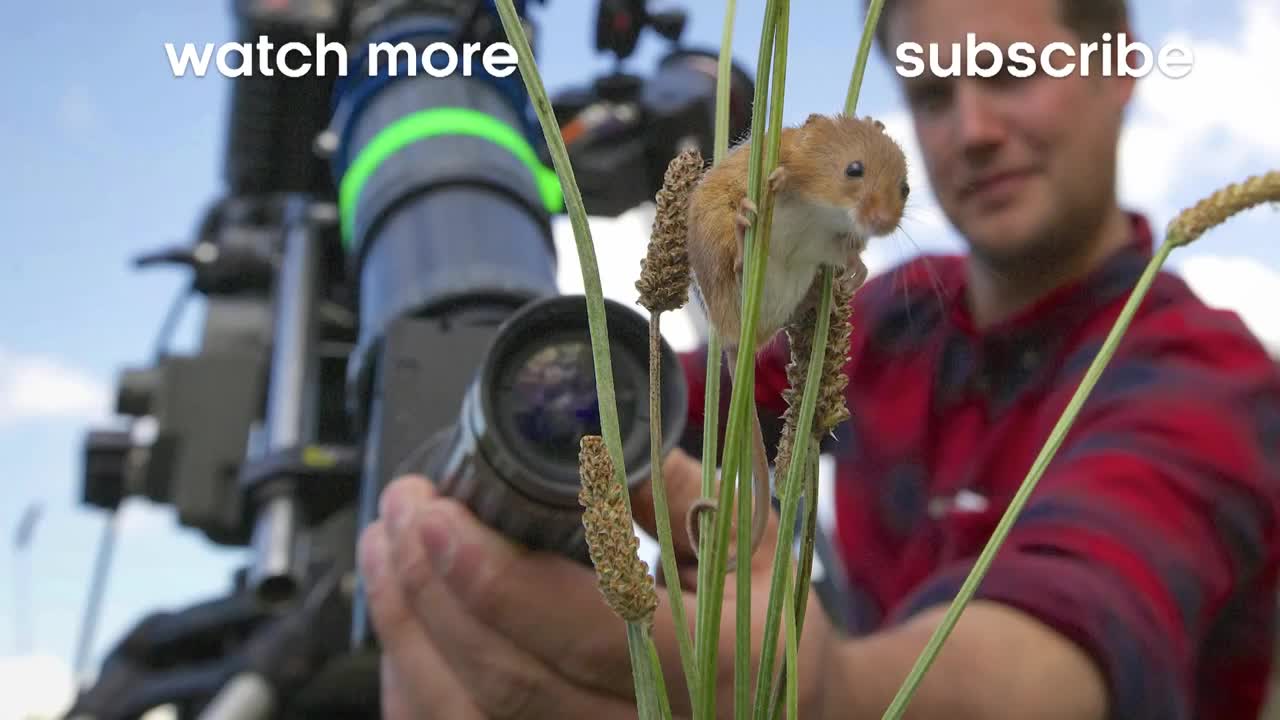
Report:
747,199,854,344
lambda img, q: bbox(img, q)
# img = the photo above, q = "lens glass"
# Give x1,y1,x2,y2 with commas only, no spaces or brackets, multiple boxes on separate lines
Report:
499,337,636,470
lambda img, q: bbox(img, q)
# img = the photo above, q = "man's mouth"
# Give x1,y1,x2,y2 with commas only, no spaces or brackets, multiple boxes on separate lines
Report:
959,168,1036,202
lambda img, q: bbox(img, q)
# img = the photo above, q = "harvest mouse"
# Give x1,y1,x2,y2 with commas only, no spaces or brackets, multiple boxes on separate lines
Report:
684,112,910,571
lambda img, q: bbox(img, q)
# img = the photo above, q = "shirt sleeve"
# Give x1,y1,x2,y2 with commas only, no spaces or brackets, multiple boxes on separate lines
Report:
891,311,1280,719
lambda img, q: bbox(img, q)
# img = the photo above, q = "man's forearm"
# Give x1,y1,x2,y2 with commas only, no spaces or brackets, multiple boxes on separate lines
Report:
823,600,1108,719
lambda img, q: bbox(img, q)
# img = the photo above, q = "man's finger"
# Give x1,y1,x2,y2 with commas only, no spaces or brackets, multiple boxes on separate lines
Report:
357,521,483,720
380,472,707,709
381,655,427,720
380,476,641,720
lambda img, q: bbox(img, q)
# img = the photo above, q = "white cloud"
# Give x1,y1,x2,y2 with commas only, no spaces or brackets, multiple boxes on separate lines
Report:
1120,0,1280,223
1175,254,1280,356
0,348,111,427
0,654,75,720
1136,0,1280,157
1117,115,1186,224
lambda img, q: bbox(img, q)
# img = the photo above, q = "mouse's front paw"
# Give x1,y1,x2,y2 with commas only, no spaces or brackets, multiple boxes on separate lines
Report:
734,197,759,272
768,166,789,194
847,254,869,288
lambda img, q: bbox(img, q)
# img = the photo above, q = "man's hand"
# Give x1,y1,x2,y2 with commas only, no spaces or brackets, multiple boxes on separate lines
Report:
357,447,843,719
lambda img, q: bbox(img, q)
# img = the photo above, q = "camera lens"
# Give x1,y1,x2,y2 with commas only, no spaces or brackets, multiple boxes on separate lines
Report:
467,295,677,511
417,294,687,563
494,332,641,486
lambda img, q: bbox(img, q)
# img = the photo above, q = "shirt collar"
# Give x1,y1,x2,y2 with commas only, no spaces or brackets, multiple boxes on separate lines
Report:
944,211,1154,345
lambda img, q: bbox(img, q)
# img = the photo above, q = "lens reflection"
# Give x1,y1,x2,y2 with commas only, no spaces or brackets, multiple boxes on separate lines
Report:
501,339,635,467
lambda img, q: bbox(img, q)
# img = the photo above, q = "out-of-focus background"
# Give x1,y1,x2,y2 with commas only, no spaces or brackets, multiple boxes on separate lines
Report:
1,1,1277,717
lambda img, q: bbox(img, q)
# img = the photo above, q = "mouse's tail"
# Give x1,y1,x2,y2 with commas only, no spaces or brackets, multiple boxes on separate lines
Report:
685,347,774,575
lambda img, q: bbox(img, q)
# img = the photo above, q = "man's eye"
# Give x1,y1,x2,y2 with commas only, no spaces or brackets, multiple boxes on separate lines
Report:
995,64,1023,82
909,85,949,112
992,61,1037,84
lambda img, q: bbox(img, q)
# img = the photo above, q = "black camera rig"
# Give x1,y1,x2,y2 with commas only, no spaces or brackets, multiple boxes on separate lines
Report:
66,1,759,718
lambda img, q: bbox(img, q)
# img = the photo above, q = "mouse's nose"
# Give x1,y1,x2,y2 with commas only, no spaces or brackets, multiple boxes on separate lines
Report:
874,211,900,235
864,200,899,236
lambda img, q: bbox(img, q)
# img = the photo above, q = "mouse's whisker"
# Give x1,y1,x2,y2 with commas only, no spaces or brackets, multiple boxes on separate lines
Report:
893,226,948,309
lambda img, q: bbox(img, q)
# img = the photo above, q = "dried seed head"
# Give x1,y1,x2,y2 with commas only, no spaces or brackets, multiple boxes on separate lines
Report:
636,149,705,313
1167,171,1280,247
774,267,863,483
577,435,657,625
815,268,860,435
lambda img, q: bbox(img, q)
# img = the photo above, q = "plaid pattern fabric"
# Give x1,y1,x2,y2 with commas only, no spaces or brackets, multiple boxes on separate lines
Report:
677,213,1280,718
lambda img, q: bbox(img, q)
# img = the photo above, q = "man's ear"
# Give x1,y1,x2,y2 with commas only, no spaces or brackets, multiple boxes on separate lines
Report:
1113,71,1136,109
1106,23,1138,107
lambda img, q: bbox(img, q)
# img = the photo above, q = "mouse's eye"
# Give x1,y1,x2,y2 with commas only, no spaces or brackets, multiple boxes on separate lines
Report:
846,161,864,178
901,179,910,199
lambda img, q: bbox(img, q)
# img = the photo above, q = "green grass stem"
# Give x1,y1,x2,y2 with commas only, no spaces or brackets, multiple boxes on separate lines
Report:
845,0,884,116
750,0,888,710
692,3,737,714
494,2,668,715
784,563,799,720
736,404,754,720
751,270,832,719
768,448,820,719
647,315,698,709
693,1,787,717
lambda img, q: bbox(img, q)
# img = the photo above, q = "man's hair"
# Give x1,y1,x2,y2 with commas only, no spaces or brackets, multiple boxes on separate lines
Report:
870,0,1130,54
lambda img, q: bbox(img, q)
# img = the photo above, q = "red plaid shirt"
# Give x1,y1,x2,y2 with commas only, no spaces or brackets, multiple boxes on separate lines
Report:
678,213,1280,718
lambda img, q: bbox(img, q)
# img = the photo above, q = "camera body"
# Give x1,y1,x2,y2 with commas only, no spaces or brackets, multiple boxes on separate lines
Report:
550,47,753,216
70,1,755,718
82,0,755,554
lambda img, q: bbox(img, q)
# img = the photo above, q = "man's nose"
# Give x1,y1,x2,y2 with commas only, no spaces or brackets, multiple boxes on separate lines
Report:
951,82,1005,152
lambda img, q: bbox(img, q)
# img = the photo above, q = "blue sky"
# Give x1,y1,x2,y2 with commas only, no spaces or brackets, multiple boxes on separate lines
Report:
2,0,1278,715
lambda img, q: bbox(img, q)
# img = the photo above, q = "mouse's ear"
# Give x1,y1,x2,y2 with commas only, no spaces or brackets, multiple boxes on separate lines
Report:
803,113,825,127
863,115,885,131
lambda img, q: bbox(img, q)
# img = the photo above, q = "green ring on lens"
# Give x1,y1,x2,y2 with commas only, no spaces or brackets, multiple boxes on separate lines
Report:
338,106,565,251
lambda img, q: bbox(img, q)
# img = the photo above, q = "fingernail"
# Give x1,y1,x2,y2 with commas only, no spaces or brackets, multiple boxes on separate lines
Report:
419,508,456,577
359,529,386,583
383,489,417,537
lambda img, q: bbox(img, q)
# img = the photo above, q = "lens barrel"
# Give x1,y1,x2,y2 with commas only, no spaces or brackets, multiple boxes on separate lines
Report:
331,3,687,574
417,295,687,563
330,10,563,421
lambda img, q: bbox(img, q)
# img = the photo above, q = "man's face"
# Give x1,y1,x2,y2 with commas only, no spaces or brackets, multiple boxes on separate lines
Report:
885,0,1134,270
